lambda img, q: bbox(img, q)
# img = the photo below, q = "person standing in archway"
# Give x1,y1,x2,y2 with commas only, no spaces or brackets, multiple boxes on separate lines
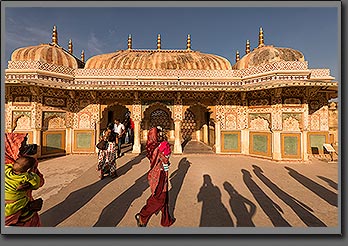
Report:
113,119,125,158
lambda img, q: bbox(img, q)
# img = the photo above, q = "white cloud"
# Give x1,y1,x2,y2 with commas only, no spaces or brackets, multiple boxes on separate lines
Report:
87,32,105,55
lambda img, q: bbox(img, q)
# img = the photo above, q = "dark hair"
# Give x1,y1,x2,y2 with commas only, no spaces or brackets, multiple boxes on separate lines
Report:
13,156,37,173
107,122,114,130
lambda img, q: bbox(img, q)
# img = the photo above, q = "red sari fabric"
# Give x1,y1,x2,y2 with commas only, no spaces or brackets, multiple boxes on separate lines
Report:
4,133,44,227
5,133,26,164
139,127,175,227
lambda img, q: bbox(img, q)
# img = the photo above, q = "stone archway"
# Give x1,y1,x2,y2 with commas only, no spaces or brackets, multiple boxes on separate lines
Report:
181,104,214,151
141,103,174,141
100,103,129,130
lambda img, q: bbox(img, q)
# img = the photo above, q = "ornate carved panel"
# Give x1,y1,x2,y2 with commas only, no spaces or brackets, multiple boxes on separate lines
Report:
43,112,66,129
181,109,196,140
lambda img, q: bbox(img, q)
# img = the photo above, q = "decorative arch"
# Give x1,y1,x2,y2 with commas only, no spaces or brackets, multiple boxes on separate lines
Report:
100,102,129,130
43,115,66,129
13,115,31,130
181,103,213,144
142,102,174,131
250,117,270,131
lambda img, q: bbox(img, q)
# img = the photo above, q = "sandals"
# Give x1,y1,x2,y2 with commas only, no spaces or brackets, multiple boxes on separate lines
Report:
135,213,146,227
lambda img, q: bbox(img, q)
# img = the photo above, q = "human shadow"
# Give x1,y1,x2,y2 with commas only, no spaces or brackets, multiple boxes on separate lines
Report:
252,165,326,227
197,174,234,227
168,157,191,219
116,152,147,176
223,181,256,227
40,153,146,227
241,169,291,227
285,167,338,207
317,175,338,190
94,172,149,227
40,172,114,227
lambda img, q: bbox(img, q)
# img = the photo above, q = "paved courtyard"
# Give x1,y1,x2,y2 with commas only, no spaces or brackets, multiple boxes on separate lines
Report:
32,143,339,231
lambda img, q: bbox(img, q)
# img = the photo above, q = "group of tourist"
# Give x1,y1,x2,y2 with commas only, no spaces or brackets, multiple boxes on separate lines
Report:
96,113,176,227
96,112,134,180
4,111,176,228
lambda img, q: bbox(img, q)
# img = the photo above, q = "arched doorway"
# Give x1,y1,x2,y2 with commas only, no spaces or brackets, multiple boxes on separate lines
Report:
142,103,174,141
100,103,129,130
181,104,215,152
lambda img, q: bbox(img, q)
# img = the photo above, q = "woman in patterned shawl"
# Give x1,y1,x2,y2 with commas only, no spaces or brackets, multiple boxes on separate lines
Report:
97,124,118,179
4,133,44,226
135,127,176,227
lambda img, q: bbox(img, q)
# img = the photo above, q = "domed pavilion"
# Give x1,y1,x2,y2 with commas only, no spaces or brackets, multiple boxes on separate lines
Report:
5,26,338,161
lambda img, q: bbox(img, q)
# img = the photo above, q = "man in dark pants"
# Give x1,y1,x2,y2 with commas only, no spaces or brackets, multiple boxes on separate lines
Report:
113,119,125,158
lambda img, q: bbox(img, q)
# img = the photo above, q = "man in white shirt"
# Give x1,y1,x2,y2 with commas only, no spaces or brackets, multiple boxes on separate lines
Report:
114,119,125,158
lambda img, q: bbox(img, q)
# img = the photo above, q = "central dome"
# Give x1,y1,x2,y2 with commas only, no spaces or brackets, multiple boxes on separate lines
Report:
85,49,232,70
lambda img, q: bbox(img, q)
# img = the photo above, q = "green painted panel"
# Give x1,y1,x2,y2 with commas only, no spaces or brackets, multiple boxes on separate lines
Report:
310,135,326,154
45,133,63,153
223,133,238,150
77,132,92,149
253,135,268,153
284,136,298,156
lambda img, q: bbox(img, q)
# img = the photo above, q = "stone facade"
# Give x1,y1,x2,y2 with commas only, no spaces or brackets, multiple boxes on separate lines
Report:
4,29,338,161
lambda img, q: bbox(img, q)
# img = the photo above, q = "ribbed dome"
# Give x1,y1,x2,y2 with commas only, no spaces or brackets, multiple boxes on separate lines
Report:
233,45,305,70
11,43,82,69
85,49,232,70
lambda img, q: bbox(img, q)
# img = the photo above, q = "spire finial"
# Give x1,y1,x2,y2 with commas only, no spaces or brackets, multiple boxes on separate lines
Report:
81,50,85,63
186,34,191,50
52,25,58,45
128,34,132,50
236,51,240,62
246,39,250,54
68,39,73,54
258,27,264,47
157,34,161,50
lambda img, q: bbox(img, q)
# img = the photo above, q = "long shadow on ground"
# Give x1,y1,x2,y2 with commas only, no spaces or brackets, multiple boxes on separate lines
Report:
223,181,256,227
40,153,146,227
242,169,291,227
93,173,148,227
285,167,338,207
252,165,326,227
317,175,338,190
168,157,191,219
197,174,234,227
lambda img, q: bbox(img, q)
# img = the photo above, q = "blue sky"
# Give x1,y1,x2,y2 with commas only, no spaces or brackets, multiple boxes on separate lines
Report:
4,6,339,79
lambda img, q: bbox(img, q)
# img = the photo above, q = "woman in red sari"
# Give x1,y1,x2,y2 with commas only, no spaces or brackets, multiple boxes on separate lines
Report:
135,127,176,227
4,133,45,227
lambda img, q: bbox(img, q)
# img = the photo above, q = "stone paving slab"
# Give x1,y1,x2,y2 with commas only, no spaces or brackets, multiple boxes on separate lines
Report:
32,151,339,230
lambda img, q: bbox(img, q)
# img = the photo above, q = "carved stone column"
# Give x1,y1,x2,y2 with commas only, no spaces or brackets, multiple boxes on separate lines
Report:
202,124,208,144
132,96,142,154
215,105,224,154
174,120,182,154
173,92,183,154
271,89,282,161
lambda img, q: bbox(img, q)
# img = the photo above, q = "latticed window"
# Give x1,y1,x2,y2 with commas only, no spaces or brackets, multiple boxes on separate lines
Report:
181,110,196,140
150,109,171,130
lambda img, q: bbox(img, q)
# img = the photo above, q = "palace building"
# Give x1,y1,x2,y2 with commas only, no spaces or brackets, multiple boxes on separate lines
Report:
4,26,338,161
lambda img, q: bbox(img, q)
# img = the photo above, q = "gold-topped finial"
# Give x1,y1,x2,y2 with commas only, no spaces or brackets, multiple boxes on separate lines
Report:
258,27,264,47
186,34,191,50
157,34,161,50
81,50,85,63
246,39,250,54
128,34,132,50
236,51,240,62
52,25,58,45
68,39,73,54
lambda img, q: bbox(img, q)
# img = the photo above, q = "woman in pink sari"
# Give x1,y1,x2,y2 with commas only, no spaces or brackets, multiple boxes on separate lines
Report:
135,127,176,227
4,133,45,227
